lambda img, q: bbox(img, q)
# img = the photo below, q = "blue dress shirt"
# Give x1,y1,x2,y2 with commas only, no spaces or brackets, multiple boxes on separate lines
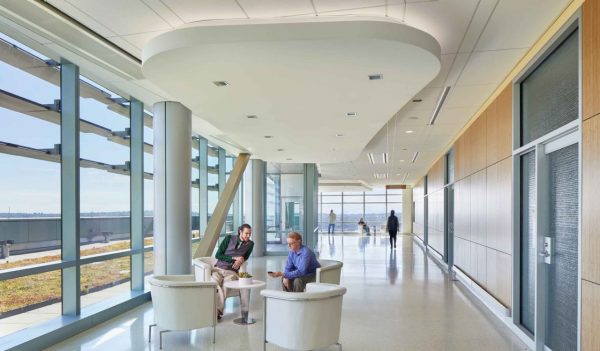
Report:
284,245,321,279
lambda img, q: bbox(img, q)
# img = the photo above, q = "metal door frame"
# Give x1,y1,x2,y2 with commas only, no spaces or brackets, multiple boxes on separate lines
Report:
511,13,582,351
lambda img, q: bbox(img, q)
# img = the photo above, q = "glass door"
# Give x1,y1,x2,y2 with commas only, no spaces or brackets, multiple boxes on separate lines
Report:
538,140,579,351
517,135,579,351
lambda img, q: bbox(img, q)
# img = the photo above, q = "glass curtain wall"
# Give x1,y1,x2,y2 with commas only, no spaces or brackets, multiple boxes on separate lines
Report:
266,163,304,253
318,188,403,234
0,32,233,340
0,34,62,334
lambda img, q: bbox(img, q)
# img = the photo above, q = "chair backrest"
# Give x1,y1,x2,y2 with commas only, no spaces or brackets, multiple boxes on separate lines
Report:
193,257,248,282
261,283,346,350
317,259,343,284
149,275,216,331
193,257,216,281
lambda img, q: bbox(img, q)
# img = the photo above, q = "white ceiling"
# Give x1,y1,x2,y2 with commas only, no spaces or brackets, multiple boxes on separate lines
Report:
142,18,440,164
31,0,573,185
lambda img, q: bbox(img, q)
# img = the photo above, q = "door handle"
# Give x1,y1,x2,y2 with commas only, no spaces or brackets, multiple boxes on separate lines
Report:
539,236,552,264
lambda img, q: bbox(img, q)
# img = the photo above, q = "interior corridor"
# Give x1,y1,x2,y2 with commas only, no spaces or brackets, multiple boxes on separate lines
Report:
46,233,528,351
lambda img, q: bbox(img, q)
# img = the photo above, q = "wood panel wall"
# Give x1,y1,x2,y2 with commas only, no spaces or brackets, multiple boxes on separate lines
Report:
428,158,445,194
582,111,600,350
582,0,600,348
583,0,600,121
447,85,513,308
414,0,600,337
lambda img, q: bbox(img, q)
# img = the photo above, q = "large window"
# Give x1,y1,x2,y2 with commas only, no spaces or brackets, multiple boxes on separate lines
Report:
0,33,151,338
318,189,403,234
0,35,62,336
266,164,304,253
0,31,238,344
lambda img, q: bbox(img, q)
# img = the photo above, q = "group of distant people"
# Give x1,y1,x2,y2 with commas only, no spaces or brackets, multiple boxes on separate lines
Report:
211,224,320,320
327,209,400,249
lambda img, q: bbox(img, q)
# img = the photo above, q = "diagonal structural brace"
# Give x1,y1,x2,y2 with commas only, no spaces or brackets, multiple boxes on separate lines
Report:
193,153,250,258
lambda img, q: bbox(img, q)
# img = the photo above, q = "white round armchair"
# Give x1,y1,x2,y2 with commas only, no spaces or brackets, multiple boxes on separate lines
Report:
261,283,347,351
317,259,343,284
149,275,217,349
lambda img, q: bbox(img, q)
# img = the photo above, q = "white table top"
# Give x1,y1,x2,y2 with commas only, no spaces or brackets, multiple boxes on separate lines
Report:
224,279,266,290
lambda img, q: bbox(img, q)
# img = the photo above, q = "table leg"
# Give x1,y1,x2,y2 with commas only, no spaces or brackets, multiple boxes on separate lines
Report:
234,289,255,325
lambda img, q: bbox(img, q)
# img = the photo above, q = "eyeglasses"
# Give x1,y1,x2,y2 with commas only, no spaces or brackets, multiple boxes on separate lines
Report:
287,241,299,247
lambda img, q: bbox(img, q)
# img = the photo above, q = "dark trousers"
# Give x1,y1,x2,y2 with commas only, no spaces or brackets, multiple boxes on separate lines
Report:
389,230,398,248
282,274,316,292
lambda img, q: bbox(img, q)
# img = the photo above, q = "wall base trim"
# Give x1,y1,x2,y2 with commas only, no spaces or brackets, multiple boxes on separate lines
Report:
452,267,535,350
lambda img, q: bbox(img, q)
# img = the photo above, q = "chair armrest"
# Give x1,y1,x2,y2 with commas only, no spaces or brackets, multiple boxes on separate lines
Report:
150,275,217,288
261,284,346,301
193,258,213,281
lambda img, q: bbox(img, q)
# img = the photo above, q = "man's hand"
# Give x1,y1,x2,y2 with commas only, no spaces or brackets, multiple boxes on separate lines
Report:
232,256,245,270
268,271,283,278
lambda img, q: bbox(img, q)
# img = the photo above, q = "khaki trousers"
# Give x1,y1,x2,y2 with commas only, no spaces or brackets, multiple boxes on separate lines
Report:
211,267,238,313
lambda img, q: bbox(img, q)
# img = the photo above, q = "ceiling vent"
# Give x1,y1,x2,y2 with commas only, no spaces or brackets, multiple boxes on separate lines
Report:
213,81,229,87
346,112,358,117
367,153,375,164
411,152,419,163
429,86,451,125
368,74,383,80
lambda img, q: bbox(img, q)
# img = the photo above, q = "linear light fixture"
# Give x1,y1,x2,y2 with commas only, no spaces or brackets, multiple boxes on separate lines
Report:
374,173,388,179
382,153,388,164
367,153,375,164
411,152,419,163
402,173,409,183
429,86,451,125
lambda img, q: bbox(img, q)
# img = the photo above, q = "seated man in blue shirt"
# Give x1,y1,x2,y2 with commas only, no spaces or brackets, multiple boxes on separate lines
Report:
269,231,321,292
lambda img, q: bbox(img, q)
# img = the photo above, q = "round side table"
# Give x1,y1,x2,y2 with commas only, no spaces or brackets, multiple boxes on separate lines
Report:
223,279,266,325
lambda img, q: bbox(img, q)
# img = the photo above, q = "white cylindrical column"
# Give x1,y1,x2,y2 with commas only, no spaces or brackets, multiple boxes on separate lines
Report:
154,101,192,275
251,159,265,257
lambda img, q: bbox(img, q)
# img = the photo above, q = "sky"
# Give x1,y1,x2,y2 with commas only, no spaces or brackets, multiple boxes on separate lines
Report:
0,34,152,214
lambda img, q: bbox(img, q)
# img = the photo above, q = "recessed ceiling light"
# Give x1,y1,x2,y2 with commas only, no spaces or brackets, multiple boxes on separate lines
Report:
405,130,414,134
382,153,388,164
346,112,358,117
368,74,383,80
412,98,422,103
336,133,344,137
213,81,229,87
409,116,419,120
399,159,405,162
367,153,375,164
277,148,284,151
247,115,258,119
264,135,273,139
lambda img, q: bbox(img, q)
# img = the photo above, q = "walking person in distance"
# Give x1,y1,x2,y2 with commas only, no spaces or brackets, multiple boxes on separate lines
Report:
387,210,399,249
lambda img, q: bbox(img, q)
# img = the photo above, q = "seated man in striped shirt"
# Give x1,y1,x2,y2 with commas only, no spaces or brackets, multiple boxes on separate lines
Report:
269,231,321,292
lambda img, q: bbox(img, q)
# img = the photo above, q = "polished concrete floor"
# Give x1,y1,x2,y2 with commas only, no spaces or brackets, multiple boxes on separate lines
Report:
45,233,529,350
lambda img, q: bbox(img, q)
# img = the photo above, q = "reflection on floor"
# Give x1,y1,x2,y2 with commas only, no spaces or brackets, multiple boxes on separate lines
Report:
45,233,529,351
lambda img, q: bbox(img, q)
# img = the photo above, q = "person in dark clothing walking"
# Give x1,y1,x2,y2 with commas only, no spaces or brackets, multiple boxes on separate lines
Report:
387,210,399,249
